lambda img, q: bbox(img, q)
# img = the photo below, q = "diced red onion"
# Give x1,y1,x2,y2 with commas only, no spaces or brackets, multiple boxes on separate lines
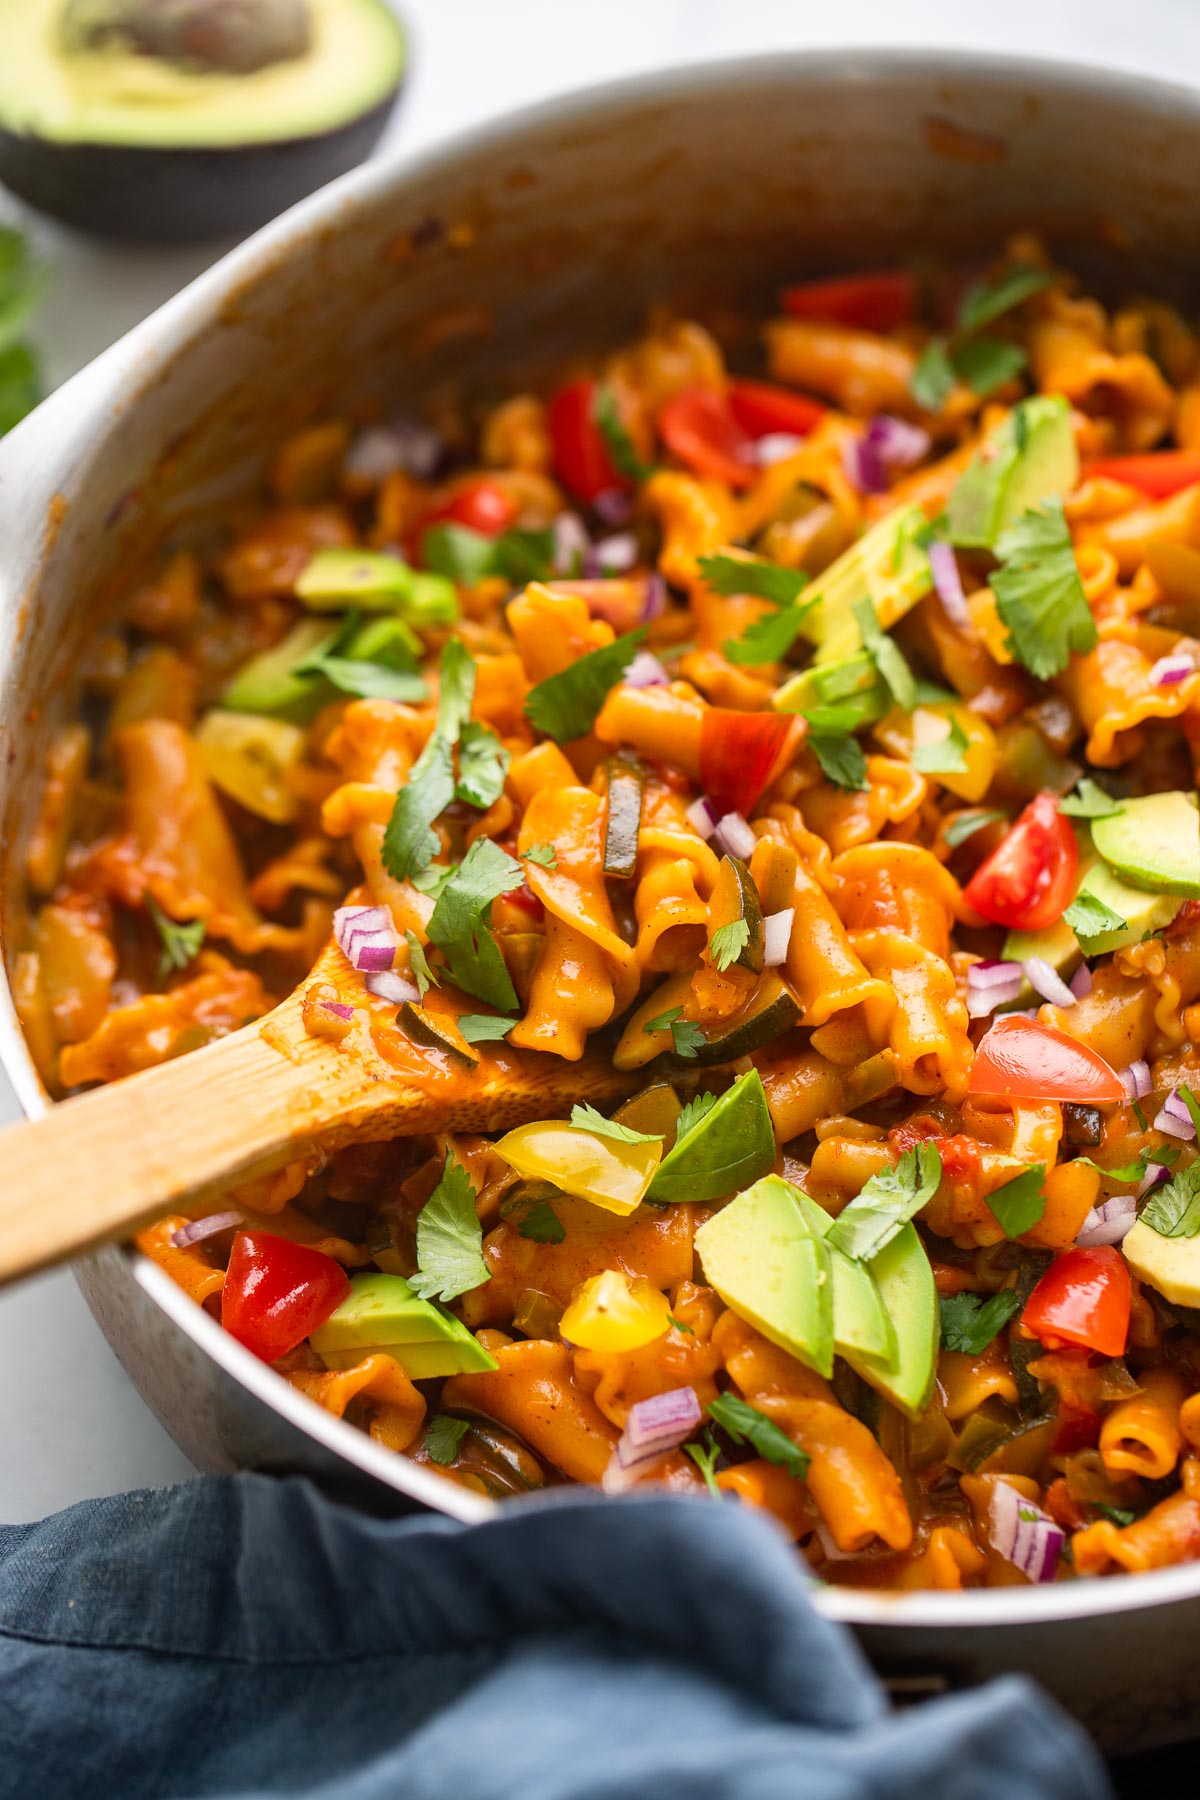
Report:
641,574,667,622
624,651,670,689
988,1480,1064,1584
1024,957,1076,1008
1069,963,1093,999
345,418,444,485
1154,1088,1196,1140
754,432,806,465
928,540,972,629
687,796,718,839
321,1000,355,1021
586,532,637,576
593,488,634,528
1076,1194,1137,1248
171,1211,242,1248
842,433,887,495
334,904,398,973
966,959,1024,1020
622,1387,702,1459
865,413,931,469
1137,1162,1170,1199
712,811,757,861
763,907,794,967
364,969,421,1005
1120,1059,1152,1101
1149,653,1196,687
552,511,591,573
970,959,1026,989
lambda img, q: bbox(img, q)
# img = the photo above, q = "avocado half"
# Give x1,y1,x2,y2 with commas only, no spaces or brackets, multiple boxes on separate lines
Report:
0,0,407,243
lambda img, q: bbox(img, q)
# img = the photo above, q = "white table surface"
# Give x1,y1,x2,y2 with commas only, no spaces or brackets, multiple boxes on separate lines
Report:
3,0,1200,1524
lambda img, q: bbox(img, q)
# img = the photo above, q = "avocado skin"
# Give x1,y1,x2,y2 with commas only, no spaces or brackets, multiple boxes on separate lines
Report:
0,88,400,243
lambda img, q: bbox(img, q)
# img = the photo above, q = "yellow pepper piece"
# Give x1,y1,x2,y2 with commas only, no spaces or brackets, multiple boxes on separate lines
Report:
560,1270,671,1352
873,701,997,804
494,1121,661,1216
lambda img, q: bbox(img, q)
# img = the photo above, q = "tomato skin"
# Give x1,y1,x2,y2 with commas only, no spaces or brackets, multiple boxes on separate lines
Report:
1021,1246,1132,1357
890,1118,980,1184
968,1017,1126,1105
221,1231,350,1364
501,880,545,922
423,478,518,538
781,270,916,333
547,378,629,502
699,709,804,818
726,378,825,440
1087,452,1200,500
658,387,757,490
962,791,1078,931
1053,1401,1103,1456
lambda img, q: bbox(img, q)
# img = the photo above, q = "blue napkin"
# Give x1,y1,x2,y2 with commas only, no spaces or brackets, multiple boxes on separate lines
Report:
0,1474,1110,1799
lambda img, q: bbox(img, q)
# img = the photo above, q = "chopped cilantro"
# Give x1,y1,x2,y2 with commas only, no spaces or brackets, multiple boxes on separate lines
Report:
569,1103,661,1144
426,837,522,1012
828,1144,942,1262
666,1314,694,1335
684,1427,723,1498
425,1415,471,1464
1063,891,1127,943
710,920,751,973
911,715,970,774
457,1014,515,1044
909,266,1052,408
956,266,1055,336
381,639,476,880
1082,1143,1179,1184
518,1201,566,1244
938,1287,1022,1354
293,650,427,704
723,602,811,666
984,1164,1047,1238
852,595,916,712
950,337,1028,399
698,553,811,607
991,499,1097,680
910,339,956,412
674,1091,718,1140
0,343,42,435
643,1005,705,1060
707,1394,809,1480
1058,778,1122,820
943,808,1007,849
593,384,654,482
1092,1503,1137,1528
423,523,557,587
521,842,558,869
524,628,647,745
809,730,868,791
405,931,437,999
1132,1097,1149,1133
146,896,206,979
410,1150,491,1302
456,720,510,810
1141,1155,1200,1238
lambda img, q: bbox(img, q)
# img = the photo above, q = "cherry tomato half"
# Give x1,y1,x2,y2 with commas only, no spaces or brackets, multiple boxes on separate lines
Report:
968,1017,1126,1105
726,378,825,440
658,387,758,490
422,477,518,538
221,1231,349,1364
699,708,804,819
781,270,917,333
547,378,630,502
1087,452,1200,500
1021,1245,1132,1357
962,791,1078,931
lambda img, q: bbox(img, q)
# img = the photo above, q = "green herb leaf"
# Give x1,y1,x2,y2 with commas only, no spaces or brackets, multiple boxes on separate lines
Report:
426,837,523,1013
707,1394,809,1480
521,842,558,869
0,341,41,435
1092,1503,1137,1528
1080,1143,1179,1184
410,863,454,900
457,1014,515,1043
1132,1098,1149,1133
1063,891,1127,942
951,337,1028,399
1058,778,1122,820
456,720,511,810
699,553,811,608
299,654,428,703
674,1091,718,1140
1181,1083,1200,1138
684,1427,723,1498
422,523,498,587
852,595,917,712
518,1201,566,1244
146,896,206,979
911,715,970,774
828,1144,943,1261
667,1313,694,1335
569,1103,661,1144
992,499,1097,680
943,808,1008,849
410,1150,491,1302
1141,1158,1200,1238
436,637,476,738
938,1287,1022,1354
381,640,477,880
984,1165,1047,1238
491,527,557,585
405,930,438,999
956,266,1055,337
643,1005,705,1060
593,384,654,482
524,628,647,745
425,1415,471,1464
723,602,811,666
910,339,956,412
710,919,751,973
809,731,868,791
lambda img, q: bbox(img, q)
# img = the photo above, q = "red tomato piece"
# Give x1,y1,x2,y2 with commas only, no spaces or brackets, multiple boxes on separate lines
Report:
968,1017,1126,1105
1021,1246,1132,1357
781,270,917,333
547,378,631,502
962,791,1078,931
1087,452,1200,500
501,881,545,922
221,1231,350,1365
890,1118,980,1184
423,478,517,538
726,379,826,440
658,387,758,490
699,709,804,818
1053,1401,1103,1456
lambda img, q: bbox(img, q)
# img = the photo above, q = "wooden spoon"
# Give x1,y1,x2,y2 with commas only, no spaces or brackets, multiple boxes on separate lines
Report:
0,941,638,1288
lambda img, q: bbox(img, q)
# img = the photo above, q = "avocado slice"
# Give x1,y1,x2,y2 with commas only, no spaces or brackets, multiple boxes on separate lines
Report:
644,1069,775,1204
793,1192,896,1365
0,0,406,244
1002,914,1082,988
221,617,337,717
841,1223,939,1420
1091,790,1200,898
773,651,888,725
310,1273,498,1378
1123,1219,1200,1308
946,396,1079,550
707,855,765,975
795,504,932,665
694,1175,834,1377
296,549,458,627
1072,861,1183,952
602,753,644,880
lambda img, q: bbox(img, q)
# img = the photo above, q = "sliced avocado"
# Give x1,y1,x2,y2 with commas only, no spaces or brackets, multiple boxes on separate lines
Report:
1123,1219,1200,1307
645,1069,775,1204
707,855,765,975
310,1272,497,1378
694,1175,834,1377
794,1192,896,1365
1091,790,1200,898
347,614,424,668
296,548,457,626
399,1003,480,1069
946,396,1079,550
602,753,644,880
221,616,337,718
774,652,888,724
1072,861,1183,952
843,1223,939,1419
798,504,932,665
0,0,407,244
1002,915,1081,982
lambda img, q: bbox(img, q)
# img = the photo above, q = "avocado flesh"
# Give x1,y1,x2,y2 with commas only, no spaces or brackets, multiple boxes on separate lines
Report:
1123,1219,1200,1308
310,1273,497,1379
840,1223,939,1420
644,1069,775,1204
794,1192,896,1364
694,1176,834,1377
1091,790,1200,899
945,396,1078,550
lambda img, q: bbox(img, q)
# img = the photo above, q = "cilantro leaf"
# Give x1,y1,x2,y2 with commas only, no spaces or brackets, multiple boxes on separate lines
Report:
684,1427,722,1498
1141,1155,1200,1238
943,808,1007,849
381,640,477,880
699,553,811,608
809,731,868,791
422,524,557,587
707,1394,809,1480
593,384,654,482
405,930,437,999
425,1415,471,1464
1092,1503,1137,1528
457,1014,515,1044
1058,778,1122,820
723,602,811,666
410,1150,491,1302
911,715,969,774
852,595,916,712
674,1091,717,1140
828,1144,943,1261
524,628,647,745
666,1314,694,1335
1080,1143,1179,1184
955,266,1055,337
300,655,428,703
490,527,557,585
456,720,510,810
938,1287,1022,1354
984,1165,1047,1238
570,1103,661,1144
643,1005,705,1060
411,863,454,900
910,339,956,412
518,1201,566,1244
951,337,1028,399
426,837,522,1012
521,842,558,869
710,920,750,973
1063,891,1127,943
436,637,476,738
0,342,41,436
991,499,1097,680
146,896,206,979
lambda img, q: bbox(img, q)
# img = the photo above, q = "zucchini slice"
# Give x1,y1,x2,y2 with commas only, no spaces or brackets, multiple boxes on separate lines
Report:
602,752,645,879
707,854,765,975
399,1003,480,1068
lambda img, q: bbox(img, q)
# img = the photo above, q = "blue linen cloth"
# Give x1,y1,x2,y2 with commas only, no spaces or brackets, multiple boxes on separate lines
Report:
0,1474,1111,1799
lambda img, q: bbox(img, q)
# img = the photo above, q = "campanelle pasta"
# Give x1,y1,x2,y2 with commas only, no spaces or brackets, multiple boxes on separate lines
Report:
23,238,1200,1590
